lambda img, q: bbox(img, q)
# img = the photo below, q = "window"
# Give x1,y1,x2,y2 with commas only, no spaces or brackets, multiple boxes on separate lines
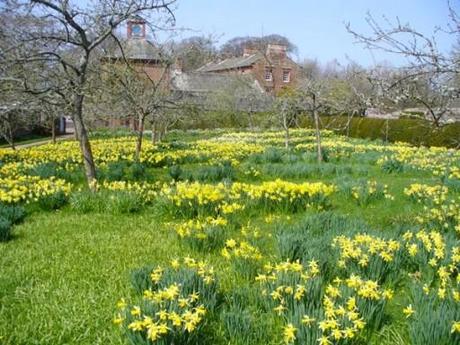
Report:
283,69,291,83
265,67,273,81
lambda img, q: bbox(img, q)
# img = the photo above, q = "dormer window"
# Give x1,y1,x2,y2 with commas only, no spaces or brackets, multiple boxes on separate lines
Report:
265,67,273,81
283,69,291,83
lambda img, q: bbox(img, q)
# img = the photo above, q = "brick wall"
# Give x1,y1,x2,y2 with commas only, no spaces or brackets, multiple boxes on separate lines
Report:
210,46,300,94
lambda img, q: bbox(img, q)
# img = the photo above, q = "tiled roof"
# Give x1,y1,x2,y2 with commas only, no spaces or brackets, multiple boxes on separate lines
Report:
171,72,263,93
196,53,262,72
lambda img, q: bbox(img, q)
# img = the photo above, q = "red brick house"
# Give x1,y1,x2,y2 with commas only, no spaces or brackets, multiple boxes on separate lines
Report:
196,44,300,94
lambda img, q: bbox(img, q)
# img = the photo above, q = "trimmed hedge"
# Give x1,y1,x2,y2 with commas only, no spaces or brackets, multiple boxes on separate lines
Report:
303,116,460,148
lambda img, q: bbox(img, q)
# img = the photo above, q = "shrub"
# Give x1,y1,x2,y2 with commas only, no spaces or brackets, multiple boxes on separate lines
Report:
303,116,460,148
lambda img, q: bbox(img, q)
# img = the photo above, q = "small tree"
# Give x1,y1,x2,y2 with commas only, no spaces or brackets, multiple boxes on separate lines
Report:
99,51,174,160
4,0,176,188
273,87,303,149
346,3,460,126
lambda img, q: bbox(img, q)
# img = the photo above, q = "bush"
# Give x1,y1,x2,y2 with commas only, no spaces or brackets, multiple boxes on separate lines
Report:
0,218,13,242
303,116,460,148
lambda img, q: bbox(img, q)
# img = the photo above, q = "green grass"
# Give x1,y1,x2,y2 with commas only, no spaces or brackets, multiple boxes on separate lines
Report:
0,211,180,345
0,132,458,345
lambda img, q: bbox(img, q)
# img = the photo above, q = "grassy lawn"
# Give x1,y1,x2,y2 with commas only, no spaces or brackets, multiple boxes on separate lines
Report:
0,130,458,345
0,211,179,345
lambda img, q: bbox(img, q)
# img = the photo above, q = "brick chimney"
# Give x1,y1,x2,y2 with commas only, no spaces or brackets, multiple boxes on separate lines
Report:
266,44,287,58
243,45,259,57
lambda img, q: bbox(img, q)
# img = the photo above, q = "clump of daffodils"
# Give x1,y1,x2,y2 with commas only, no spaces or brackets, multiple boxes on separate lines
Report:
404,183,449,205
350,180,393,205
222,239,263,261
175,216,227,240
332,233,401,283
115,258,218,344
0,175,71,204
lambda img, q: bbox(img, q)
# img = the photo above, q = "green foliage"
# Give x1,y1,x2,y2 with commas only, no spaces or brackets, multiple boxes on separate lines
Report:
70,191,105,213
303,116,460,148
0,204,26,225
381,159,405,174
407,286,460,345
28,162,83,183
38,191,68,211
107,191,143,214
70,190,142,214
221,305,273,345
168,165,183,181
0,217,12,242
249,147,284,164
182,225,227,252
100,161,150,182
192,162,235,182
276,212,364,280
131,266,220,311
0,204,26,242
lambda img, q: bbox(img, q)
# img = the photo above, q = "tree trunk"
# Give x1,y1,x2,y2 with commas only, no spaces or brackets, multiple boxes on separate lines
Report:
73,94,97,189
248,111,255,131
313,97,323,163
283,113,290,149
51,118,56,144
135,114,145,162
151,121,157,144
8,126,15,150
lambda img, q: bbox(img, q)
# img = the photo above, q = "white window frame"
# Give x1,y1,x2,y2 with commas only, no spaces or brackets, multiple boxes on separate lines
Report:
282,69,291,83
265,67,273,81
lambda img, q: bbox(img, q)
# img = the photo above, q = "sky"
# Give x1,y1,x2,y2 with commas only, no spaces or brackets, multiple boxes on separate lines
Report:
168,0,457,67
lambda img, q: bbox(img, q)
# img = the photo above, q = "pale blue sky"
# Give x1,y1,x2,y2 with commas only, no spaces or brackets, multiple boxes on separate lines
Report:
170,0,457,66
